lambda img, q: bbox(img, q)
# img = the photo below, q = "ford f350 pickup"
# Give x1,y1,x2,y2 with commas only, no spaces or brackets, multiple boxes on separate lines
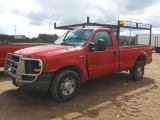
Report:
4,17,152,102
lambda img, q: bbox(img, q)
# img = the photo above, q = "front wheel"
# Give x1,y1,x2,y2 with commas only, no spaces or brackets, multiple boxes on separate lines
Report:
50,69,80,102
130,61,144,81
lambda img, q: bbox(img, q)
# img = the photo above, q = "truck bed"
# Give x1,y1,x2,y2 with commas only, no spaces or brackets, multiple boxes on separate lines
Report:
119,45,152,71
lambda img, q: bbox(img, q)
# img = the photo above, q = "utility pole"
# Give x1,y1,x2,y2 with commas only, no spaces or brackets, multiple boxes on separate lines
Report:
129,21,131,44
14,25,16,35
49,21,50,34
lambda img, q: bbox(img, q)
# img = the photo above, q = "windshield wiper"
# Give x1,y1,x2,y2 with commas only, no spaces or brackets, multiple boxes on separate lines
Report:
60,43,72,46
64,38,87,41
60,43,76,48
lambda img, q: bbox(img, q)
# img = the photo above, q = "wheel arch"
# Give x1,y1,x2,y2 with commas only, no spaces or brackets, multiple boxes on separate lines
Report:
136,54,146,65
55,65,83,84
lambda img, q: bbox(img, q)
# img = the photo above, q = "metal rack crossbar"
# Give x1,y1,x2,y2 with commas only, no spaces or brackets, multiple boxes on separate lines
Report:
54,17,152,45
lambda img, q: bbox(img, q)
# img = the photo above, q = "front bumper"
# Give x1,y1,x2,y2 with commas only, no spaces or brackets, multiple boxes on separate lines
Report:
13,72,54,94
4,53,43,83
4,53,54,94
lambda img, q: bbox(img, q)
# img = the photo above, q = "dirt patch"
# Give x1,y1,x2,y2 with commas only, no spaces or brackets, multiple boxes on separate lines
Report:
0,52,160,120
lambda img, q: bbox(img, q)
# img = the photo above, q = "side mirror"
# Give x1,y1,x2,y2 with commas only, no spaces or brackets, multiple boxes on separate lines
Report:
97,39,106,51
88,42,95,52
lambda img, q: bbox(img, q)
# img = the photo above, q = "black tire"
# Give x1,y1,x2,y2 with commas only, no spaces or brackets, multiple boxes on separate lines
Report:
130,61,144,81
12,77,18,87
50,69,80,102
155,47,160,53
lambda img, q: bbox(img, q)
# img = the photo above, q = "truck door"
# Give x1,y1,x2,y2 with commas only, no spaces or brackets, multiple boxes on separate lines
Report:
87,30,119,79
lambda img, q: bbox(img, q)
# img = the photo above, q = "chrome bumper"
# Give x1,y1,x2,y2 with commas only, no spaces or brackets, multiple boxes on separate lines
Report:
4,53,43,83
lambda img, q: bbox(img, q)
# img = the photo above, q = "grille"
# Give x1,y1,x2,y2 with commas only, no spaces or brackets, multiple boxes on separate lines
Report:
4,53,43,83
4,53,21,78
11,54,20,74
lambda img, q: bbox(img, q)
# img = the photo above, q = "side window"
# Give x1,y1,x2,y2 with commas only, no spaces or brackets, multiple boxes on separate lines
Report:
91,31,113,49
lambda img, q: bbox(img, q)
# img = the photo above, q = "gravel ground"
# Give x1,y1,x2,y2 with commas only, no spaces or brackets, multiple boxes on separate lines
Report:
0,52,160,120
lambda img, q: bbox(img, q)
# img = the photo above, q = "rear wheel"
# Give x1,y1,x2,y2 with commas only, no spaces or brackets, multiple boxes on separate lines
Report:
50,69,80,102
155,47,160,53
130,61,144,81
155,50,160,53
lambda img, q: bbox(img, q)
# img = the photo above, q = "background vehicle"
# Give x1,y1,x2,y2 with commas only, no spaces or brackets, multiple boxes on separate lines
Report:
136,34,160,53
4,17,152,102
0,43,48,67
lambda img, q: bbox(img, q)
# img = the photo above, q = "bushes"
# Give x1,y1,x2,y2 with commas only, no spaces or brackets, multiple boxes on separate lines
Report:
0,34,59,43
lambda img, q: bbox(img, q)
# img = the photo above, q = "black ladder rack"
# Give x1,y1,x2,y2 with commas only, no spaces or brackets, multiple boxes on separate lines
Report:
54,17,152,45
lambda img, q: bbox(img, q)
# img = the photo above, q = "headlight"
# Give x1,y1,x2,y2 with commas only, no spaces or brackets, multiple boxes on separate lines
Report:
38,61,42,67
33,61,43,73
24,59,43,74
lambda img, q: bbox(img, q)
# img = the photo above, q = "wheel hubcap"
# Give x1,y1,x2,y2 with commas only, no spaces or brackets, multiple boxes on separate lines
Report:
64,82,72,91
137,66,143,77
61,77,75,96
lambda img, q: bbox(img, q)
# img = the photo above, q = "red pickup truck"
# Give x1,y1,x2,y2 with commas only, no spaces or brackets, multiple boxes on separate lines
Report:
4,17,152,102
0,43,47,67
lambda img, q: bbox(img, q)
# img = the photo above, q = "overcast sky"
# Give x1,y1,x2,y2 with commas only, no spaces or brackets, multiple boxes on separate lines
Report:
0,0,160,38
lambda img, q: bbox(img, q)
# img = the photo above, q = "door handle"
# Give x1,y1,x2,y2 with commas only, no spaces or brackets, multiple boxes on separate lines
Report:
114,51,117,57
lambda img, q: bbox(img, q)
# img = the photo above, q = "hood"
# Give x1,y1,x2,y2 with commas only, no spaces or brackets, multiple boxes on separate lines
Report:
15,45,81,60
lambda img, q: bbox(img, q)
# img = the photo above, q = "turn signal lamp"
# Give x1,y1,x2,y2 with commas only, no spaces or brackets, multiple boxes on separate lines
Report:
81,25,85,28
43,63,48,73
119,20,124,25
34,68,41,72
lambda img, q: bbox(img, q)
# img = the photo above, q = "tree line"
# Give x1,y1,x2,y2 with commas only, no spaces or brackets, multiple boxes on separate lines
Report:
0,34,59,43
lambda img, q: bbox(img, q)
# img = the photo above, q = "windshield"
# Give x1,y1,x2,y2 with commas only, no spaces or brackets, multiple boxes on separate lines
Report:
54,29,93,46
